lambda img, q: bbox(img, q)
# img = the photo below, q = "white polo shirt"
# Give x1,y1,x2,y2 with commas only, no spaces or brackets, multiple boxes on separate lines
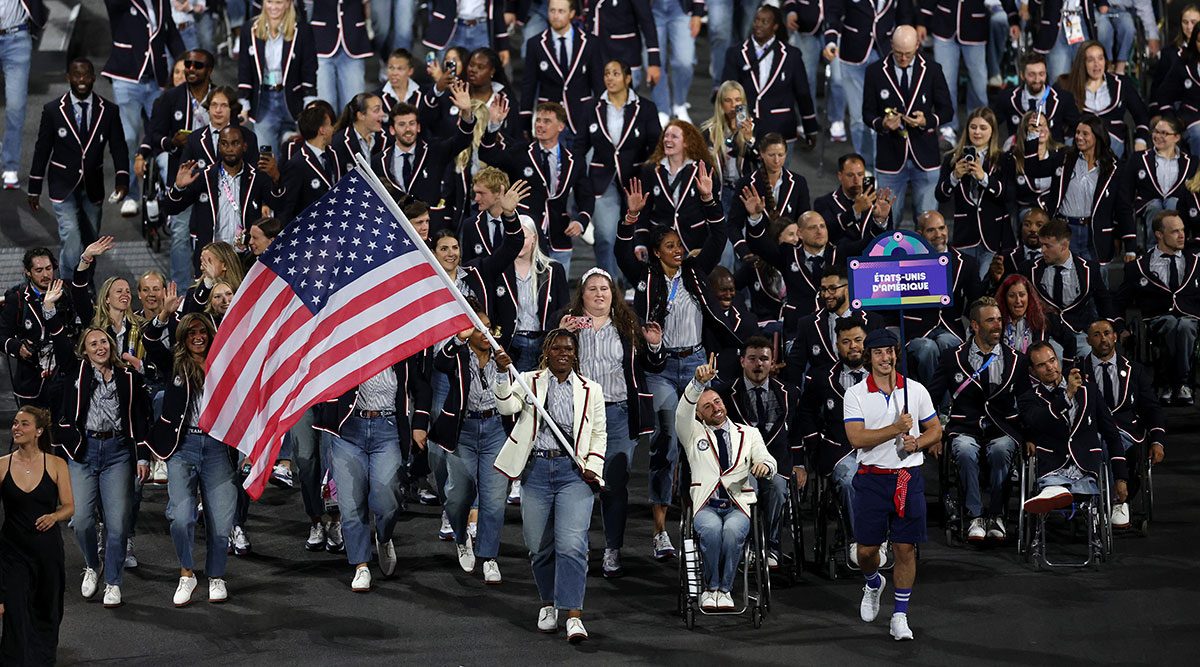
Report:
843,373,936,469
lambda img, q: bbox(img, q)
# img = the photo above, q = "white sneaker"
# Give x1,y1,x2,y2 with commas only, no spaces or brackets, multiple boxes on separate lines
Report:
457,536,476,573
657,111,670,128
103,584,122,608
716,590,735,610
208,578,228,603
377,536,398,577
602,548,623,578
119,198,139,217
507,480,522,505
848,542,859,567
174,575,198,606
1111,502,1131,528
467,521,478,541
2,170,18,189
652,531,676,560
566,617,589,643
81,567,99,598
860,574,886,622
987,517,1007,541
124,538,138,568
231,525,251,556
987,74,1003,88
878,543,889,569
830,120,847,142
1178,385,1194,405
537,605,558,632
150,459,168,484
890,612,914,640
483,559,502,584
1024,485,1073,514
672,103,692,124
1158,387,1174,404
306,521,327,551
326,519,345,553
767,551,780,569
270,463,295,488
700,590,718,611
352,566,372,592
939,126,957,145
438,512,454,541
967,517,987,542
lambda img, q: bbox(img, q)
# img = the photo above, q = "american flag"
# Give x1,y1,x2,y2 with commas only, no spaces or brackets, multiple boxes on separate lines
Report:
198,168,473,499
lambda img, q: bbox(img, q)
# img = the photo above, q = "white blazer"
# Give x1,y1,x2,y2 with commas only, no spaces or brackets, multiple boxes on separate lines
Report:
493,369,607,482
676,379,777,517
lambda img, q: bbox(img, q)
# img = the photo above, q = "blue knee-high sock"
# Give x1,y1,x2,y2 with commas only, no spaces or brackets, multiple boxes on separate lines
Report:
894,587,912,614
864,571,882,590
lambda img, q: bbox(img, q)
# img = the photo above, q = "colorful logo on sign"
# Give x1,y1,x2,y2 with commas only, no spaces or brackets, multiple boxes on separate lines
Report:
848,231,955,311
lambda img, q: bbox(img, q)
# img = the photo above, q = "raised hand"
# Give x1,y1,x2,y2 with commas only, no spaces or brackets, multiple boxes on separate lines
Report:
175,159,200,188
82,236,115,263
160,282,181,319
694,352,718,384
43,279,64,308
449,79,472,114
500,178,532,214
740,185,765,216
623,178,647,216
694,160,714,200
488,94,510,127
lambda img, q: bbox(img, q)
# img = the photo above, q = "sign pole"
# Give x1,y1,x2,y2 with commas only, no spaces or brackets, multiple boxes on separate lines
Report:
897,307,909,412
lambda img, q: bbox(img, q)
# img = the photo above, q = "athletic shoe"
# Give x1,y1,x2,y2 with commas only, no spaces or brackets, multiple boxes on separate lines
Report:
1178,385,1194,405
467,521,477,541
230,525,251,556
326,519,345,553
658,111,670,128
602,548,623,578
716,591,735,610
81,568,99,599
879,543,889,568
120,199,139,217
352,566,372,592
829,121,847,143
987,75,1003,88
860,574,887,622
306,522,327,551
438,512,454,541
700,590,718,611
270,463,295,488
2,170,18,189
457,536,476,573
1024,485,1073,514
1111,502,1131,528
418,488,440,505
939,126,957,145
566,617,589,643
378,536,397,577
987,517,1007,541
1159,387,1174,405
124,538,138,568
890,612,914,640
103,584,123,608
174,575,198,606
849,542,859,567
507,480,522,505
483,559,502,584
150,459,168,484
208,578,228,603
538,605,558,632
967,517,987,542
651,531,676,560
767,550,781,570
672,103,692,124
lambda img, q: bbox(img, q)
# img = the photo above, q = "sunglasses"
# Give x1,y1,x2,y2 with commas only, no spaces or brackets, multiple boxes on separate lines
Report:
183,60,209,69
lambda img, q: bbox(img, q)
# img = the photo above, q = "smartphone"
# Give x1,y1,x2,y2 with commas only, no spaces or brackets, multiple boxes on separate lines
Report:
425,51,437,67
735,104,747,125
259,144,272,155
567,315,593,329
446,60,458,76
962,152,975,163
863,175,875,191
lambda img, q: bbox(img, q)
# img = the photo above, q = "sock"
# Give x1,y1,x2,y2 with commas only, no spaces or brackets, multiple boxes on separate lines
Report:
864,571,882,590
894,587,912,614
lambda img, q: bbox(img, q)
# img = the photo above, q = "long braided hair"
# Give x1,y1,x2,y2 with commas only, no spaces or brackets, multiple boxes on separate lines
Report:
537,328,582,376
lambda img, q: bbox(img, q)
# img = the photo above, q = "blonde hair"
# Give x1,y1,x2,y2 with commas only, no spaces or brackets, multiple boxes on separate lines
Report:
74,326,127,369
474,165,510,194
456,99,490,173
253,0,297,42
1012,110,1064,173
949,108,1003,166
195,242,245,293
518,216,554,279
91,276,145,360
205,279,236,316
702,80,750,181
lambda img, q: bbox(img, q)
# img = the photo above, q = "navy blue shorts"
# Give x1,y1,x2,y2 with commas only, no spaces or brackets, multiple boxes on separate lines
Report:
852,467,927,546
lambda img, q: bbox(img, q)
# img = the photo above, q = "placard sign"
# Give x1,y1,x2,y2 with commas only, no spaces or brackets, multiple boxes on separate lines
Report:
848,231,954,312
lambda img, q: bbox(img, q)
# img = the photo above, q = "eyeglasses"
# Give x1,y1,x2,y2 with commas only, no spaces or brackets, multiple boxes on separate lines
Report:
1153,129,1179,137
819,283,848,293
183,60,209,69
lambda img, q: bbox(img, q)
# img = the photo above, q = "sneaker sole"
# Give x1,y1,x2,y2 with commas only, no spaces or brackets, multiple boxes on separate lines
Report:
438,533,455,541
209,597,227,604
892,633,914,641
568,632,588,644
326,544,346,554
538,626,558,634
174,600,193,608
104,601,123,609
305,542,325,552
1024,493,1073,514
234,548,251,556
602,569,624,579
652,551,676,561
352,586,371,593
484,578,502,585
966,534,986,543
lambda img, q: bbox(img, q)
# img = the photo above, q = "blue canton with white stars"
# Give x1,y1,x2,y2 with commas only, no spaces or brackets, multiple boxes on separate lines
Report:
263,171,418,314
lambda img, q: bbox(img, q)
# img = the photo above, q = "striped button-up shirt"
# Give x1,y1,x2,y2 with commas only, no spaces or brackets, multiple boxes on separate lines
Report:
534,372,575,451
663,274,703,349
85,368,120,433
578,320,627,402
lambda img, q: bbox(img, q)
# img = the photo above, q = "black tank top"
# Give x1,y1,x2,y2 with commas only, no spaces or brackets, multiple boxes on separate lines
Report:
1,452,63,554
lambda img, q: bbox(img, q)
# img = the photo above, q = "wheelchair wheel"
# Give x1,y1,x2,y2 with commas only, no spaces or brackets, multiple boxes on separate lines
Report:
751,606,762,629
684,604,696,630
1138,518,1151,536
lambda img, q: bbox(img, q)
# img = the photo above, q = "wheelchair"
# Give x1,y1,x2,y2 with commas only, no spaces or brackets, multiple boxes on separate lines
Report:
811,464,895,579
762,473,805,585
938,434,1023,548
677,496,771,630
1128,439,1157,535
1018,455,1114,569
139,152,166,254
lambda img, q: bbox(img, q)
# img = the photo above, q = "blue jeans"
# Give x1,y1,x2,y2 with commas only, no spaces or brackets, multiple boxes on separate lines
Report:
169,206,194,290
317,51,368,112
226,0,247,27
932,38,987,130
166,433,237,576
957,244,996,281
592,182,623,283
445,20,491,54
372,0,417,65
1096,8,1137,63
549,249,573,277
68,436,133,586
328,415,404,565
987,9,1010,79
841,52,879,170
291,407,331,519
951,433,1018,518
428,369,452,503
252,89,294,157
1185,124,1200,159
693,504,750,592
445,415,508,558
1048,25,1093,82
599,401,638,549
1067,220,1095,261
508,332,545,373
906,326,963,385
110,79,162,201
178,13,217,53
649,0,695,112
519,1,549,59
1140,197,1179,247
51,194,101,282
647,350,705,505
521,455,595,610
792,32,845,124
705,0,757,84
0,29,32,174
832,453,857,539
757,473,788,551
876,163,939,228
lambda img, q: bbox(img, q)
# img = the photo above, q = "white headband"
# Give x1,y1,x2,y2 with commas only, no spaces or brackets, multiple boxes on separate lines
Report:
581,267,612,283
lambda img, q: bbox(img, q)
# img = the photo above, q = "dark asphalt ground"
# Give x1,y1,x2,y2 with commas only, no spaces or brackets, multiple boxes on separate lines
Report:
1,3,1198,665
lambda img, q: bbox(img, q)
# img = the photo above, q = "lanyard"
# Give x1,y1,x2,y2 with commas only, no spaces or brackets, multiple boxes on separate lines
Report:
665,274,683,313
953,352,997,399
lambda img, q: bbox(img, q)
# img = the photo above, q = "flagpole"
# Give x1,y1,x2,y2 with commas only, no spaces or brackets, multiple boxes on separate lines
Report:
352,155,595,480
